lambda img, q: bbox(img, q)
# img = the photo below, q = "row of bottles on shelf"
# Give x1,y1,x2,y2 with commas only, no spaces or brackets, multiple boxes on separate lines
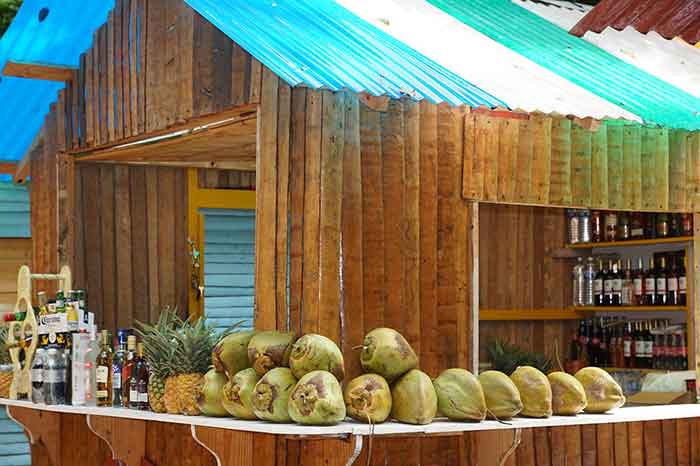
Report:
30,328,150,409
567,210,693,245
572,251,686,307
569,318,688,371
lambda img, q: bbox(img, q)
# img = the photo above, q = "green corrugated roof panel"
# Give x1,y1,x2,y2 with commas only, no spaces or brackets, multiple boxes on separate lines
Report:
427,0,700,131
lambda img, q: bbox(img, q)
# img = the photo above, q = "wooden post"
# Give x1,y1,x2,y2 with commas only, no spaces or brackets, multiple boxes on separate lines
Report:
6,406,61,466
693,211,700,397
86,414,146,466
470,201,480,372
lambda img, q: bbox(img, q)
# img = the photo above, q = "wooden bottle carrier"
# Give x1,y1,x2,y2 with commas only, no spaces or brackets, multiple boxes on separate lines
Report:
5,265,72,400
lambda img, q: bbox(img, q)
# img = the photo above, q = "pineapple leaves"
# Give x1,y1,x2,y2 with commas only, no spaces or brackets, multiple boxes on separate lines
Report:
486,338,552,375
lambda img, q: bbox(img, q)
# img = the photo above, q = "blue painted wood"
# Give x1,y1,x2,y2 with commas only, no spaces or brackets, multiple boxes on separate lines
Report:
201,209,256,333
0,181,30,238
0,410,30,466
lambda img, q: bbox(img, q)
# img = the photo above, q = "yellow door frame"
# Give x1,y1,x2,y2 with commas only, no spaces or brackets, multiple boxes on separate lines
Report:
187,168,256,319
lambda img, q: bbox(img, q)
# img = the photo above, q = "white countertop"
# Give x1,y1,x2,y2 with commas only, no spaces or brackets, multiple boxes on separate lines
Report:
3,398,700,437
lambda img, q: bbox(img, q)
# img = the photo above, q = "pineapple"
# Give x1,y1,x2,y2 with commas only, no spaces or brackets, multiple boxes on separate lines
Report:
134,310,181,413
169,317,218,416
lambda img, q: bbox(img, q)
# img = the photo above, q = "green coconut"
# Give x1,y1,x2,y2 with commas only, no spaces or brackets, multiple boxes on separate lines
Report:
252,367,297,422
360,328,418,383
288,370,346,425
289,334,345,381
390,369,437,425
478,370,523,420
344,374,392,423
510,366,552,418
575,367,625,413
212,331,256,376
548,371,587,416
433,368,486,422
247,331,296,376
222,368,260,419
197,369,230,417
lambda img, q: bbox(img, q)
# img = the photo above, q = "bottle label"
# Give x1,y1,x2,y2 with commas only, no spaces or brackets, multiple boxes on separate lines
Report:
656,278,667,292
96,390,108,399
668,278,678,292
633,278,643,296
644,341,653,358
612,279,622,292
680,276,687,292
604,281,613,293
45,370,60,383
623,341,631,357
631,228,644,237
31,369,43,383
139,392,149,403
130,389,138,401
593,279,603,294
96,366,109,384
635,341,644,355
591,337,600,345
645,278,655,294
112,373,121,390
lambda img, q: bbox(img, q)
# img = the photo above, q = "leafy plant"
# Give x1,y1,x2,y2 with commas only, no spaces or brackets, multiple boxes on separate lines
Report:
0,325,11,365
486,338,552,375
0,0,21,38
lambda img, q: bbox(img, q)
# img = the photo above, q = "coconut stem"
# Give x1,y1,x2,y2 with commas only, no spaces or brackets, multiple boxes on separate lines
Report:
365,412,374,466
498,428,522,466
486,408,512,426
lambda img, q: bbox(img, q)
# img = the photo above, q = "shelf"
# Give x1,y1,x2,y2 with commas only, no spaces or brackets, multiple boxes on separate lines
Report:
573,306,688,312
479,308,585,321
567,236,692,249
3,398,700,436
602,367,689,374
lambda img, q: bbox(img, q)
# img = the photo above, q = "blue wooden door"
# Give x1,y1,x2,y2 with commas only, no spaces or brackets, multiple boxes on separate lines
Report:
200,209,255,333
0,410,30,466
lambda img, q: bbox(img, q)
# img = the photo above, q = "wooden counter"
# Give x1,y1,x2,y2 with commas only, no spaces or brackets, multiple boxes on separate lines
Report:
4,398,700,466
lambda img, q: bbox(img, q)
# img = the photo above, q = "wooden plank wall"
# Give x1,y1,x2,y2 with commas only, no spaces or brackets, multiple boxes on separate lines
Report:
255,77,473,464
479,204,576,365
464,114,700,212
62,0,262,153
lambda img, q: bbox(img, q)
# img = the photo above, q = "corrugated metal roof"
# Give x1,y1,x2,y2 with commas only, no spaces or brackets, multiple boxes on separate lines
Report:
570,0,700,45
184,0,506,108
0,0,113,162
516,1,700,99
428,0,700,130
338,0,639,121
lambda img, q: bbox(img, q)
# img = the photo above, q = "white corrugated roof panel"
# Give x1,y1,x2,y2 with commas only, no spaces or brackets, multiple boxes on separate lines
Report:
512,0,591,30
337,0,640,121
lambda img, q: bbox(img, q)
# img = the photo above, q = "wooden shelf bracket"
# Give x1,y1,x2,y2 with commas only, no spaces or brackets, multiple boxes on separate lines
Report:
6,405,61,466
86,414,146,466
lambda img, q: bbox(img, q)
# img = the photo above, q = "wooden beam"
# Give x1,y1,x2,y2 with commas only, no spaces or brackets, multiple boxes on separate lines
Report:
0,162,16,174
3,61,76,82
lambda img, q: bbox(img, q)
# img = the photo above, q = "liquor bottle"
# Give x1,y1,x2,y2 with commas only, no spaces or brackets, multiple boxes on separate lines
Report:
96,330,113,407
621,258,633,306
659,332,669,370
656,213,670,238
593,259,605,306
605,212,618,242
578,319,589,364
634,322,645,368
112,330,128,407
669,214,681,237
129,343,149,410
121,335,136,408
644,321,654,369
599,318,609,366
572,257,585,307
667,256,679,306
681,213,693,237
591,211,602,242
611,260,622,306
644,257,656,306
645,213,657,239
623,322,634,368
618,212,630,240
656,256,668,306
589,320,601,366
679,331,688,370
31,348,45,404
568,328,581,361
630,213,644,239
678,254,687,306
633,257,644,306
603,260,614,306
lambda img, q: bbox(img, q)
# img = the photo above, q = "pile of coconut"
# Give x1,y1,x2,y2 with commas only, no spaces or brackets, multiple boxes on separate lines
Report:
200,328,625,425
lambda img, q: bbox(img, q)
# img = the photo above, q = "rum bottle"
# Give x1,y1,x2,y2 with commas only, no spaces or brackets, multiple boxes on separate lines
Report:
121,335,136,407
656,256,668,306
96,330,113,407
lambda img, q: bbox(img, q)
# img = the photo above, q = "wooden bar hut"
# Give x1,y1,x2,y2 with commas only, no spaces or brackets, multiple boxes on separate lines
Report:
2,0,700,465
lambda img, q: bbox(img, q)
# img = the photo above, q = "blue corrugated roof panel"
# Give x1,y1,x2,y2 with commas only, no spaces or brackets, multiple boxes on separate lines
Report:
0,0,113,162
184,0,507,108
